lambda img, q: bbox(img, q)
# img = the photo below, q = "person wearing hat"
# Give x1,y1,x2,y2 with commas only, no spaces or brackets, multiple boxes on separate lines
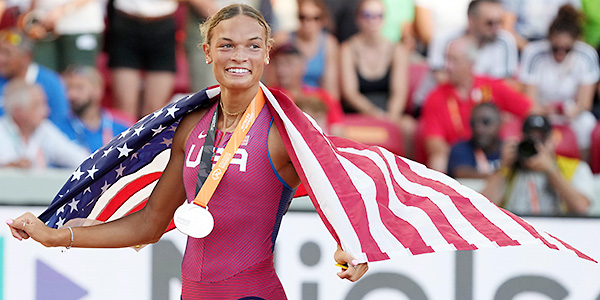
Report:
481,114,596,216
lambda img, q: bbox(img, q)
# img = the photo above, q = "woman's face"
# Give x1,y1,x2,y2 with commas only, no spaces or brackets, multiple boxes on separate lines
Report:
549,32,576,63
297,2,324,37
357,0,385,35
203,15,270,91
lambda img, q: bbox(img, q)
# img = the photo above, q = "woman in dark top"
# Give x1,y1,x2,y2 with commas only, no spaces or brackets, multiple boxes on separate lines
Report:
340,0,415,156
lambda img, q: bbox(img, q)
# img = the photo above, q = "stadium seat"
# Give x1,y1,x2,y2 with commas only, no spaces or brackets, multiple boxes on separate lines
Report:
551,123,580,159
590,121,600,174
342,114,403,156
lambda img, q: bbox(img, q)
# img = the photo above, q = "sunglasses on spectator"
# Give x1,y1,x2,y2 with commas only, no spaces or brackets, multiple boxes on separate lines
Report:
360,11,384,21
485,19,502,27
0,30,22,47
551,45,572,54
470,117,495,127
299,14,322,22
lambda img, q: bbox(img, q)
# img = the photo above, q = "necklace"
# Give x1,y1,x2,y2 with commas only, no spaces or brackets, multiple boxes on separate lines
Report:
220,101,247,116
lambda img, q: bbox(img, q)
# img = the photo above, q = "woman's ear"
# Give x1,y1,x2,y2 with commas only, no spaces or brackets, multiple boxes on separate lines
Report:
265,45,272,65
202,43,213,64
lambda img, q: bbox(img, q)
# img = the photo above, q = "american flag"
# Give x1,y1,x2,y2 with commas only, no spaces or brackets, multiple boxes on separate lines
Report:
39,84,596,263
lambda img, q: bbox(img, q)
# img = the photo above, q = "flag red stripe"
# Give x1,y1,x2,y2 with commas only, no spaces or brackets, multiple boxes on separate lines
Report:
269,92,388,260
303,133,390,261
97,172,162,222
546,233,597,262
334,139,478,252
336,150,438,255
501,209,560,250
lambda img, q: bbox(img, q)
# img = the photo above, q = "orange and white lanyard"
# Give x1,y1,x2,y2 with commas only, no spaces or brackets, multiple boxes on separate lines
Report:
192,89,265,208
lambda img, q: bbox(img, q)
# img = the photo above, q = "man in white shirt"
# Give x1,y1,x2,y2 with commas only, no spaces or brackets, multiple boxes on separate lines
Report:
428,0,518,81
0,79,88,169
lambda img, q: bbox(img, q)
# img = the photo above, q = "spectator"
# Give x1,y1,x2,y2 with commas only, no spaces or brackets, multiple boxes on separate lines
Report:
481,114,595,216
62,65,131,152
276,0,340,100
519,4,599,161
0,28,70,133
339,0,415,156
413,0,471,52
0,79,88,169
19,0,105,72
421,36,532,173
413,0,519,112
501,0,581,51
269,43,343,135
429,0,518,82
106,0,178,119
447,102,502,178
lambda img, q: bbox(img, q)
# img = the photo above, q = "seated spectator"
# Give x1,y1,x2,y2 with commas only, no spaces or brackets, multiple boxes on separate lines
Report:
275,0,340,100
481,115,595,216
448,102,502,178
421,36,532,173
62,65,131,152
429,0,518,82
520,4,599,161
339,0,415,156
501,0,581,51
0,28,70,133
269,43,343,136
0,79,88,169
19,0,105,72
413,0,519,112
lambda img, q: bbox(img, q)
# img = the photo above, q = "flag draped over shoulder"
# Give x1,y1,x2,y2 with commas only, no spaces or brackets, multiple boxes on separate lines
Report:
39,83,596,264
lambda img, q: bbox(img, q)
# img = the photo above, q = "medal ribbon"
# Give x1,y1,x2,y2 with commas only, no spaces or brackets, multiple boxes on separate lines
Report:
192,89,265,208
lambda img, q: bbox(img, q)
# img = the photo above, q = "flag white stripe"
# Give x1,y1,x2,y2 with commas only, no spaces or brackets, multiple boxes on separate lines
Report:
380,150,497,249
339,147,457,254
401,157,542,246
335,151,411,257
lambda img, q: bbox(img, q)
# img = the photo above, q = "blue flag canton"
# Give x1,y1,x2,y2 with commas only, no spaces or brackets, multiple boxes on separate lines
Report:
41,91,215,228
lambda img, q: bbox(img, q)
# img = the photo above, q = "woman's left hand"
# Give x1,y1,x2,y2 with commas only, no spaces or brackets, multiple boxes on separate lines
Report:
334,245,368,282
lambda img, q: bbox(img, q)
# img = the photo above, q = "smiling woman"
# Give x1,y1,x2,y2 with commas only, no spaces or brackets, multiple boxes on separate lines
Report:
6,4,368,299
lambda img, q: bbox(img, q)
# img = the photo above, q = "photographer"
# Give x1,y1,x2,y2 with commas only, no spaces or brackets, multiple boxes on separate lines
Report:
481,115,596,216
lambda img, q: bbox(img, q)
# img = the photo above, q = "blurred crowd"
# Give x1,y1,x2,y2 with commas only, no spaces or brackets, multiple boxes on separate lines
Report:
0,0,599,217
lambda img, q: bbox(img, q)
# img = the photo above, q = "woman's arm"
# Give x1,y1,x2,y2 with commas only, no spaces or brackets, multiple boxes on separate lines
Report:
567,83,596,119
413,5,433,46
340,39,386,117
7,112,203,248
387,44,410,120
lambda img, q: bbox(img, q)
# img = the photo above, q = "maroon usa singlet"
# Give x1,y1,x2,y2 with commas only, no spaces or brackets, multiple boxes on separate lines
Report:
181,101,294,299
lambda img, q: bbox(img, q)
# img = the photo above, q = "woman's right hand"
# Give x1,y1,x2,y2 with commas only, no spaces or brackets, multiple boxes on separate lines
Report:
6,212,64,247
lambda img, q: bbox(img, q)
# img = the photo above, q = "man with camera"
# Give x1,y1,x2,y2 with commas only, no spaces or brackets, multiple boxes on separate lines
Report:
481,115,596,216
